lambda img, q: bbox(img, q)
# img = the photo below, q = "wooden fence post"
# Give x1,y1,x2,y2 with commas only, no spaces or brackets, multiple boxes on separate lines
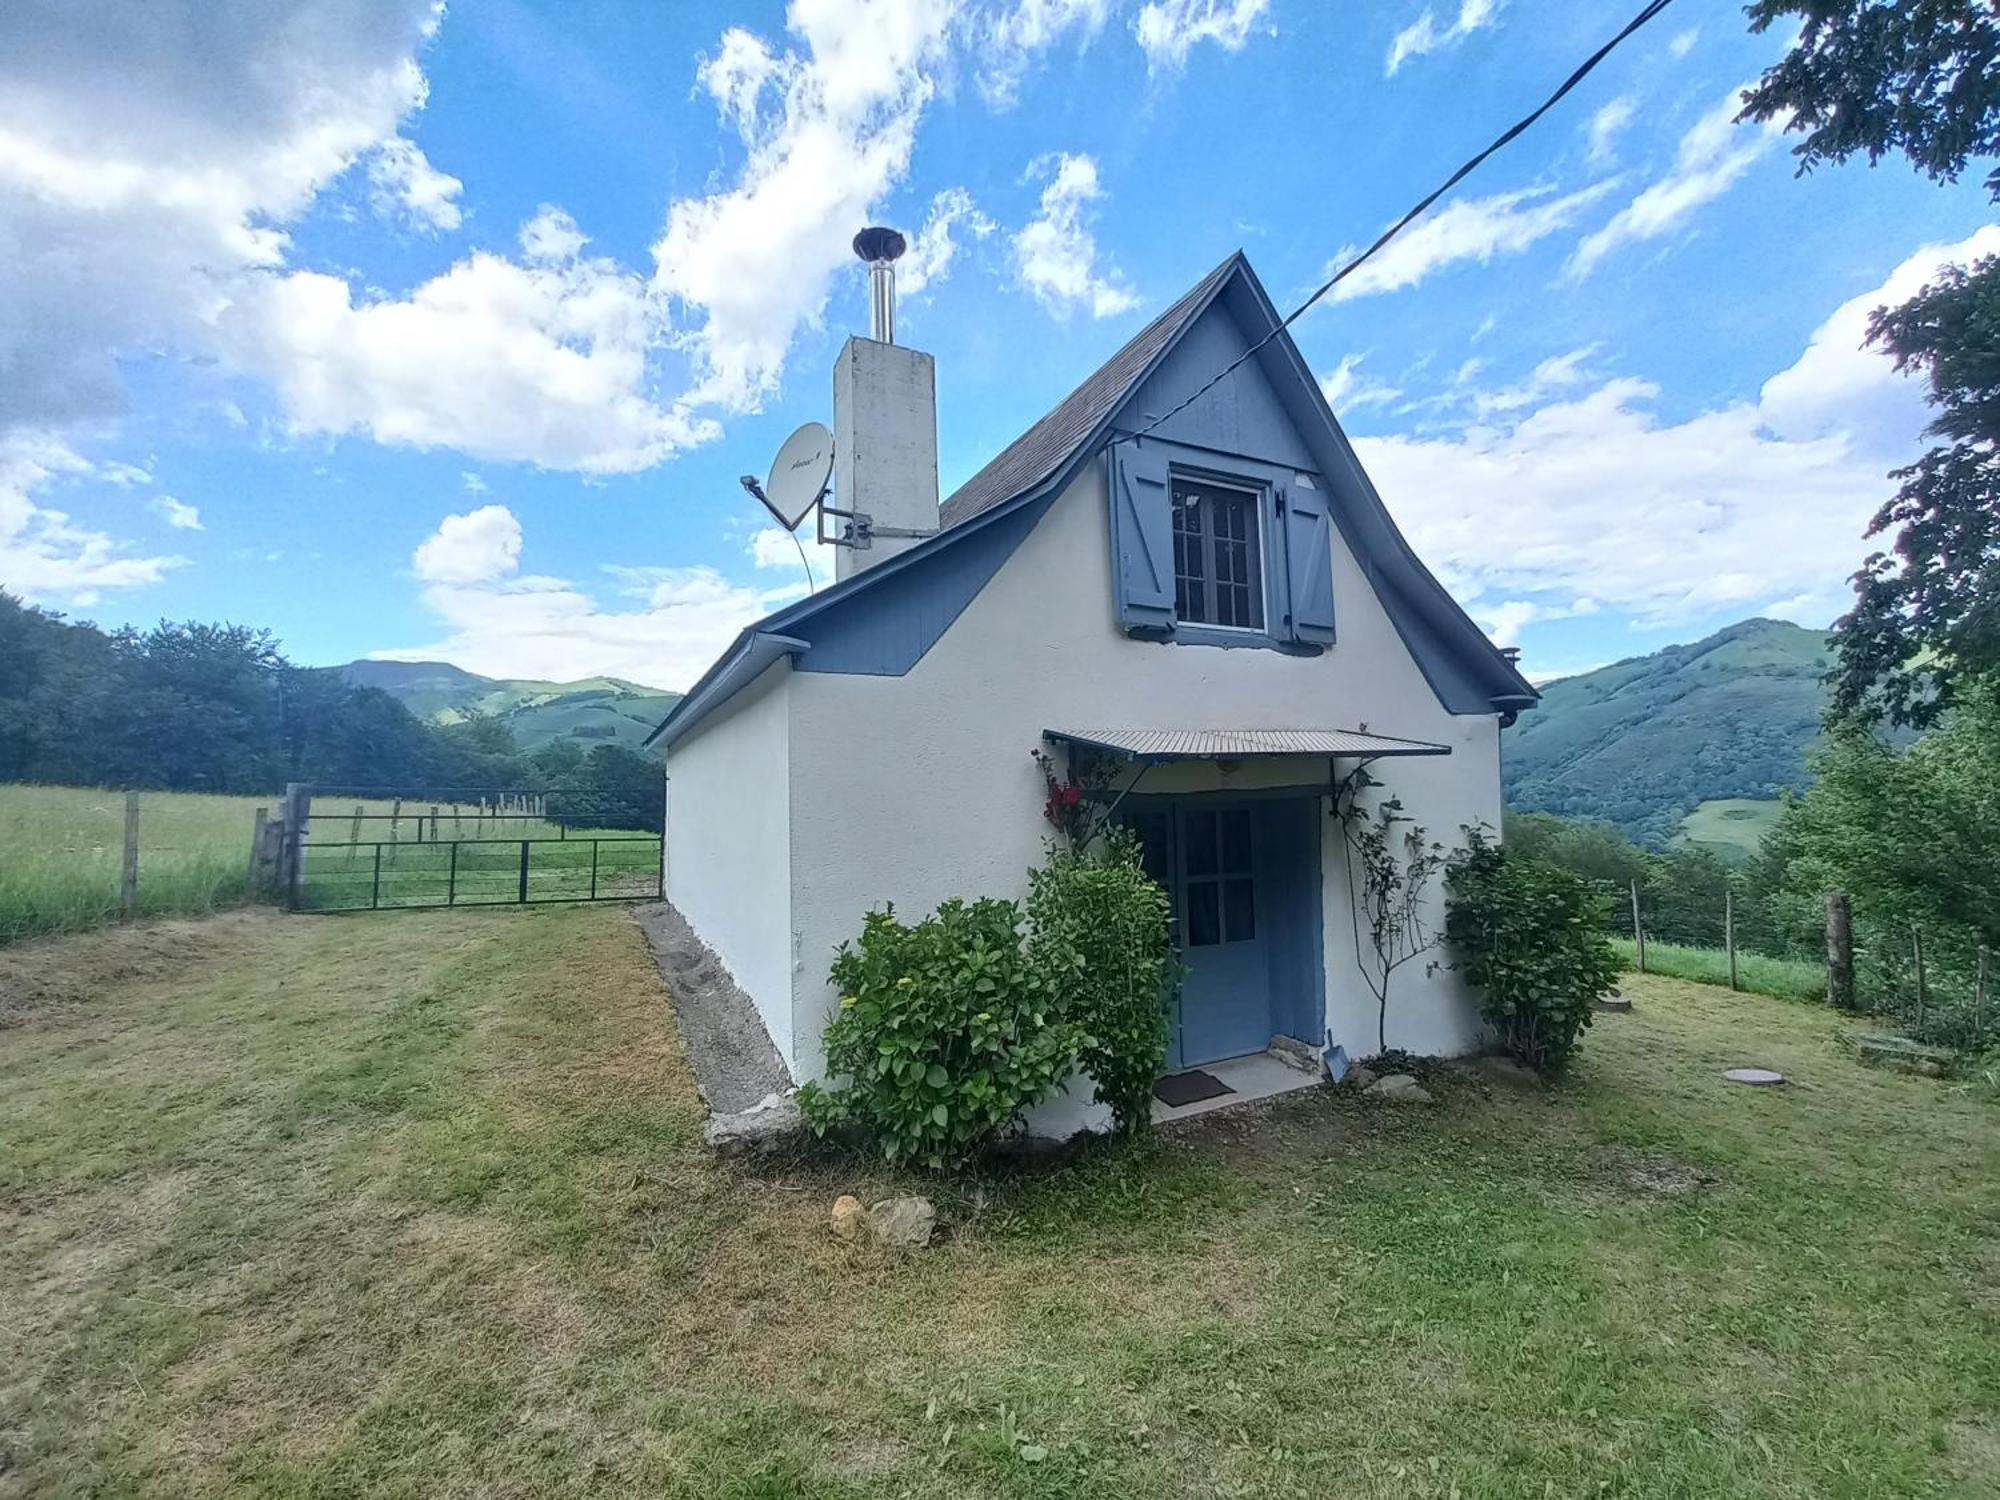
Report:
1629,880,1646,973
1726,888,1738,991
1911,927,1927,1035
248,806,268,894
350,803,364,843
1826,892,1854,1011
282,783,311,910
120,791,140,920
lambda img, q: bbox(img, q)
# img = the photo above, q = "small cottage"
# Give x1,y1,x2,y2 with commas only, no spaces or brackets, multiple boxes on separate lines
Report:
649,249,1536,1117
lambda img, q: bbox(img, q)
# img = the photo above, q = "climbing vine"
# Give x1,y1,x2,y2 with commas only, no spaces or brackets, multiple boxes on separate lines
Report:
1333,764,1448,1054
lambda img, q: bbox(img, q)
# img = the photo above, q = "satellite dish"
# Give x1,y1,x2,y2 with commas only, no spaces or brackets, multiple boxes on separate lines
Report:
759,421,833,531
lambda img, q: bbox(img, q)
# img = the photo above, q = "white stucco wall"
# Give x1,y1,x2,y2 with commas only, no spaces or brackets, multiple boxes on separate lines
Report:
663,660,796,1065
780,458,1502,1080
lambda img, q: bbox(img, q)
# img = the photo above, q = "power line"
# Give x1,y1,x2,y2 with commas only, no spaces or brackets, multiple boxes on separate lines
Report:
1134,0,1678,439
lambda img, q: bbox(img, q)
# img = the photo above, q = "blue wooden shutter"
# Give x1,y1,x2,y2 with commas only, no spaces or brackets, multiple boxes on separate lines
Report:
1108,443,1175,634
1280,484,1337,646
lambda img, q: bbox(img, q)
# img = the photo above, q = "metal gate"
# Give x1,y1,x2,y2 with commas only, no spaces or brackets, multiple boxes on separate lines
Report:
280,784,663,912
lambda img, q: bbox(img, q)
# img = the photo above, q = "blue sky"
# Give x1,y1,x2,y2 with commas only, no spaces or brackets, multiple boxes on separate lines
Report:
3,0,1994,689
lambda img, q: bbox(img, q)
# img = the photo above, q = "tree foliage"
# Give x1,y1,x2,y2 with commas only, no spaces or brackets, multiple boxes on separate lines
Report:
1760,686,2000,1025
1740,1,2000,199
1741,2,2000,726
0,591,660,811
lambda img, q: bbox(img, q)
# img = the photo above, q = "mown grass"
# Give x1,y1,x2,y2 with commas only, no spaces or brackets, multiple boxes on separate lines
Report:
2,907,1994,1498
0,783,265,946
1613,936,1827,1003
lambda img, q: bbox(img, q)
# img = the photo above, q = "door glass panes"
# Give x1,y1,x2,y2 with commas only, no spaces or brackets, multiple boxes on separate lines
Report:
1186,881,1221,947
1169,476,1264,630
1184,809,1218,878
1182,807,1254,947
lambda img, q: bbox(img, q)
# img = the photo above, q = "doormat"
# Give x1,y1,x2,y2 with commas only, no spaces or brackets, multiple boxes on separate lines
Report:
1154,1069,1236,1108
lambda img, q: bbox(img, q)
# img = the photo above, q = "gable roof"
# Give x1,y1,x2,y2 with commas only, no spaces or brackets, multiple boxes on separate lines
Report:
649,251,1536,750
938,256,1236,530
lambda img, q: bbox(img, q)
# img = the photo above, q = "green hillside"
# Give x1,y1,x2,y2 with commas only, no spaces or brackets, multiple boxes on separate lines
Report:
1503,618,1832,847
336,660,679,755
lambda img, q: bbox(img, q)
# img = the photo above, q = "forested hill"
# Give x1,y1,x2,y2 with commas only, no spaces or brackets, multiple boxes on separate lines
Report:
336,660,679,754
1503,618,1833,847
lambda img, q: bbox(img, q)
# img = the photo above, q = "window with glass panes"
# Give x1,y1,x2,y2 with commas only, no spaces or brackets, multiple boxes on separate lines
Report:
1181,806,1255,948
1171,476,1264,630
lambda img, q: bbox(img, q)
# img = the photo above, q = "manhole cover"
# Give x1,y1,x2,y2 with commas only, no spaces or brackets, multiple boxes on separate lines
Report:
1724,1068,1786,1086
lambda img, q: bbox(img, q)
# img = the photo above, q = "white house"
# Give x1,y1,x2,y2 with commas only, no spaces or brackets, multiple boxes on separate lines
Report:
649,249,1537,1112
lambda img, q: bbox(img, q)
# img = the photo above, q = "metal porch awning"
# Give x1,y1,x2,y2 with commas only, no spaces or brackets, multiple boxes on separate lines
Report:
1042,727,1451,762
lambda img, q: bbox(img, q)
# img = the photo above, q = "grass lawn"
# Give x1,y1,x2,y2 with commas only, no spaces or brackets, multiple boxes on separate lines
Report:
0,784,267,946
2,908,1995,1498
1612,937,1827,1004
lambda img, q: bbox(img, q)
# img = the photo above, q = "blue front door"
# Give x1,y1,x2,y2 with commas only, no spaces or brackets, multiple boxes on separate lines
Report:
1124,800,1280,1070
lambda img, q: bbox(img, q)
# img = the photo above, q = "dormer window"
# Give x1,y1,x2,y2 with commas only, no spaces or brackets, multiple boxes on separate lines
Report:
1171,477,1265,631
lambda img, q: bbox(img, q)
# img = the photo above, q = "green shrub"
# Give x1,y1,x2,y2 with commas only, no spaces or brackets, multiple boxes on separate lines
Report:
799,899,1080,1168
1027,828,1175,1132
1445,830,1621,1072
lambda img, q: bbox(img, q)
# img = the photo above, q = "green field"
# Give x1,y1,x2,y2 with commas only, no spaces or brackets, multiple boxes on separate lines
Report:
2,908,1993,1496
1613,936,1826,1003
0,784,266,945
0,785,659,939
1674,796,1783,861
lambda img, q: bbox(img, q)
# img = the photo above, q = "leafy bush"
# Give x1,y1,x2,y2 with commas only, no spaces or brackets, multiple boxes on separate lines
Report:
1027,828,1175,1132
1445,830,1620,1072
799,899,1081,1168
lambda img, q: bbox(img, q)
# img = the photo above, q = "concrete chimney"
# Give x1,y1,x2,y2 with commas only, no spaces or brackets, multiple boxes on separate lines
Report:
834,227,938,581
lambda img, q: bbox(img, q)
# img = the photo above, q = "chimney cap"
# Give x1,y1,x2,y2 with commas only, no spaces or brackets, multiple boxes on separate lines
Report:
853,226,906,264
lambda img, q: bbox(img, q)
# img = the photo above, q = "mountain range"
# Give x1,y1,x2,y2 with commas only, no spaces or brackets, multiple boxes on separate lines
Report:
1503,618,1835,856
340,618,1833,852
336,660,680,756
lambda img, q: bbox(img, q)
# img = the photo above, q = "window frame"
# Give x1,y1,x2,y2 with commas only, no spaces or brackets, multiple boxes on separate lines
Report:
1172,474,1267,635
1151,447,1318,654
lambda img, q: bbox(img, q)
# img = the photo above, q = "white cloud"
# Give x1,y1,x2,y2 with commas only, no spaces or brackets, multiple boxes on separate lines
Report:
0,0,452,440
1470,344,1598,415
1134,0,1272,73
366,136,463,230
1013,153,1141,318
1355,232,1989,635
412,504,523,585
1318,354,1403,416
652,0,959,413
1569,87,1777,279
898,187,998,299
0,435,186,604
226,208,717,473
1586,96,1637,165
978,0,1113,105
153,496,204,531
1330,181,1616,300
384,508,800,687
1758,226,2000,451
1386,0,1498,77
1668,27,1699,59
748,525,838,585
461,472,488,493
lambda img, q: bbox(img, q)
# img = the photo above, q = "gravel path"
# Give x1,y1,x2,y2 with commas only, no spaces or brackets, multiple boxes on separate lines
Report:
629,902,791,1113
